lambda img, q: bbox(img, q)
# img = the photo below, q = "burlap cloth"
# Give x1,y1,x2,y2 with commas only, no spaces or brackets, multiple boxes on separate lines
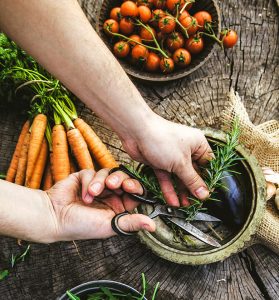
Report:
222,89,279,254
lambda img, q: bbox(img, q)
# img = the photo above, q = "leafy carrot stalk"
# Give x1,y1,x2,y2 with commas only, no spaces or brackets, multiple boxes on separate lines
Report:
74,118,119,169
15,132,30,185
53,100,94,171
6,120,30,182
52,112,70,182
42,161,53,190
25,113,47,186
28,138,48,189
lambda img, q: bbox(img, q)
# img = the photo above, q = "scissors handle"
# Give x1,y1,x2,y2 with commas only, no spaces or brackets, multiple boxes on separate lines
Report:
109,165,158,205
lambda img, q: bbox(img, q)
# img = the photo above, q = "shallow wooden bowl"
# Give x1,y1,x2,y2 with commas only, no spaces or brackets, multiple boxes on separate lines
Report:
96,0,221,81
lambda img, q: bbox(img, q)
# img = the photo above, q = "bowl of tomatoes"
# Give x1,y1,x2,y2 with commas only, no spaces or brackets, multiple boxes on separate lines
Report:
97,0,221,81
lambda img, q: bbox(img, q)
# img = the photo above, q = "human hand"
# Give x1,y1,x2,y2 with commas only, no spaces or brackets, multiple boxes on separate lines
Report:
121,115,213,207
46,169,156,241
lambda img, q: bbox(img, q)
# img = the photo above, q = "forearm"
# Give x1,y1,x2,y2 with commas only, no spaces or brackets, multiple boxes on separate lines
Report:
0,0,155,140
0,180,58,243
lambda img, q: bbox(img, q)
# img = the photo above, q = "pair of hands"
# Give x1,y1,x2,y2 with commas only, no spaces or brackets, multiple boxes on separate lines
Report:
47,120,213,242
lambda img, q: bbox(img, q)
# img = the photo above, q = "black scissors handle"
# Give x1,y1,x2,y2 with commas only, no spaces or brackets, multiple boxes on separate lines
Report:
109,165,158,205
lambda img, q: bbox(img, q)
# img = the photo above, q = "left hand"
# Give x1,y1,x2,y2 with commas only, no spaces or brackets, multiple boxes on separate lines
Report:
46,169,156,241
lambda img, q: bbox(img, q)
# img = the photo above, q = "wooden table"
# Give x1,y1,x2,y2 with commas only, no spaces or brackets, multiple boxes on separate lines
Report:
0,0,278,299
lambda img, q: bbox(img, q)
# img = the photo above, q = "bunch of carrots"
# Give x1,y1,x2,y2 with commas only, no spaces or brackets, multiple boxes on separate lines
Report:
5,96,119,190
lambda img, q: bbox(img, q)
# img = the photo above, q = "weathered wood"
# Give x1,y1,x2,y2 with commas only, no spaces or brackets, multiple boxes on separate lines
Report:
0,0,278,299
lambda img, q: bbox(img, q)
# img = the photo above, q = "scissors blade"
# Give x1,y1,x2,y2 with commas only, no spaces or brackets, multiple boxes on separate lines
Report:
166,217,222,248
194,212,221,222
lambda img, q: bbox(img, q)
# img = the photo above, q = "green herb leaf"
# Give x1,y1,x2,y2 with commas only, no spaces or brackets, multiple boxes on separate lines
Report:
66,290,81,300
0,270,9,281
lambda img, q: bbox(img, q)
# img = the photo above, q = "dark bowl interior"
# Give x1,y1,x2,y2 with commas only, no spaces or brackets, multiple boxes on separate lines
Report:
58,280,146,300
137,136,254,251
96,0,221,81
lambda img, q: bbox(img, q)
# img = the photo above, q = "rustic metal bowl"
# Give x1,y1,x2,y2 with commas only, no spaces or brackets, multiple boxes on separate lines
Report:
96,0,221,81
136,128,266,265
58,280,146,300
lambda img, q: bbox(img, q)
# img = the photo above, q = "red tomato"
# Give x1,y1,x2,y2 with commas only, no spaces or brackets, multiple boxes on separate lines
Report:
129,34,142,47
178,10,190,22
179,16,198,36
138,6,152,23
173,48,191,67
137,0,154,8
185,35,204,54
159,57,175,73
103,19,119,35
166,0,185,12
119,17,135,35
193,11,212,30
131,44,149,61
221,29,238,48
110,7,122,22
120,1,139,17
153,0,166,9
140,26,156,41
113,41,130,58
166,32,184,52
183,0,193,10
145,52,161,71
158,16,176,33
150,9,166,27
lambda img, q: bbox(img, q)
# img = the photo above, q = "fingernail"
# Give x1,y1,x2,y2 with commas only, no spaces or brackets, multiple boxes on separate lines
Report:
90,182,101,194
108,175,119,185
84,193,92,203
195,187,209,199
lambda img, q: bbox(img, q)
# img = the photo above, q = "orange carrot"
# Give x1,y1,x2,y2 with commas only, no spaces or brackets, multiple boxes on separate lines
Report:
70,156,78,173
42,161,53,190
15,132,30,185
67,128,94,170
6,120,30,182
28,138,48,189
74,118,119,168
26,114,47,185
52,124,70,182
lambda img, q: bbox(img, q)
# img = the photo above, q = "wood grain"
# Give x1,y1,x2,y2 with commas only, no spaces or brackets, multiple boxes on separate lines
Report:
0,0,278,299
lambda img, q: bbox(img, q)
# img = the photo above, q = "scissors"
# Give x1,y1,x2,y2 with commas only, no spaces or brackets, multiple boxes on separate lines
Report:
109,165,222,248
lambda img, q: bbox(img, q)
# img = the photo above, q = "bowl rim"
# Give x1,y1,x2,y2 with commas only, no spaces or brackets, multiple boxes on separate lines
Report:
136,128,266,265
95,0,222,82
58,279,147,300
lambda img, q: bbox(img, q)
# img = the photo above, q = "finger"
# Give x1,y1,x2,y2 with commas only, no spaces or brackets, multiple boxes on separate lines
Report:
100,195,125,214
88,168,110,197
123,194,140,212
118,213,156,233
122,178,143,195
154,169,180,207
105,171,130,190
177,179,190,207
78,169,96,204
175,161,209,200
192,134,214,165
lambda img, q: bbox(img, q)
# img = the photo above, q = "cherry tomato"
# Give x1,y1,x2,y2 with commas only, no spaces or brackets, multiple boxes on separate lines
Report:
193,11,212,30
183,0,193,10
221,29,238,48
131,44,149,61
140,26,156,41
158,16,176,33
145,52,161,71
178,10,190,22
120,1,139,17
166,32,184,52
138,6,152,23
180,16,198,36
129,34,142,47
185,35,204,54
150,9,165,27
173,48,191,67
119,17,135,35
166,0,185,12
160,57,175,73
156,30,165,42
137,0,154,8
153,0,166,9
110,7,122,22
113,41,130,58
103,19,119,35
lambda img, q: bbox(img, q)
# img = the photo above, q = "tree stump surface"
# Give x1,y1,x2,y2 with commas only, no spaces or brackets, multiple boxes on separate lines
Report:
0,0,278,299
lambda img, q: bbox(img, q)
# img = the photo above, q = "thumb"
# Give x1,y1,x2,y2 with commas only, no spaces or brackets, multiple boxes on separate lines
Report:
176,162,209,200
118,214,156,233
